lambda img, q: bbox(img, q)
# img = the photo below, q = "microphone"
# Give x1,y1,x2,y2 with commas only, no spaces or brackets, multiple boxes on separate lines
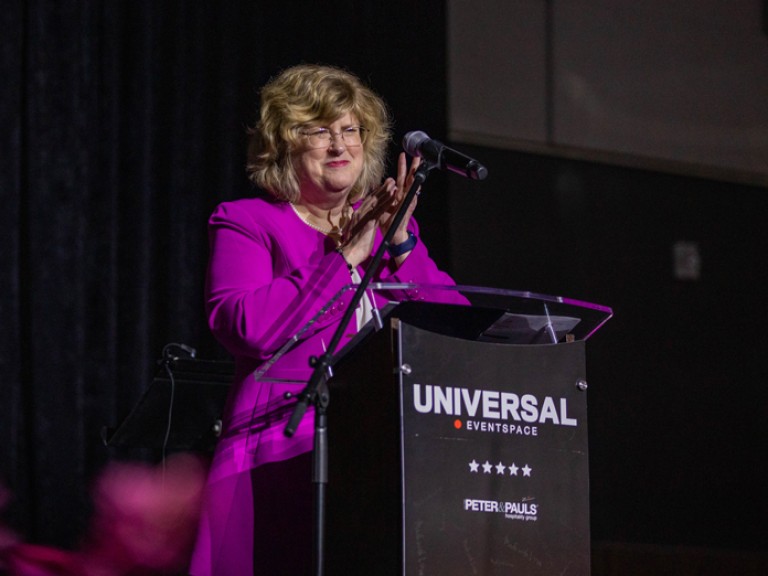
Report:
402,131,488,180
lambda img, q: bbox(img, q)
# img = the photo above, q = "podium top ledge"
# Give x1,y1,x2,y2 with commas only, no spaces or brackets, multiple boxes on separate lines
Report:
252,283,612,379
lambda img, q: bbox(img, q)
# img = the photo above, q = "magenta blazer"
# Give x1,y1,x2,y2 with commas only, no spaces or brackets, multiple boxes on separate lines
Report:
204,196,460,476
190,196,462,575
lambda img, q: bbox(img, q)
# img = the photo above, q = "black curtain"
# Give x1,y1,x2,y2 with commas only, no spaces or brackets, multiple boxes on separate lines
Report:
0,0,448,548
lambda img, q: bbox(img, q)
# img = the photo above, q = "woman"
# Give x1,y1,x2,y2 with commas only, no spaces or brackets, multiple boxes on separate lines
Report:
189,64,461,576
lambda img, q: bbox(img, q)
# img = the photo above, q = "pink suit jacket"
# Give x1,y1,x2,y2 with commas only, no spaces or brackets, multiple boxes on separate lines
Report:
204,195,461,480
190,195,463,575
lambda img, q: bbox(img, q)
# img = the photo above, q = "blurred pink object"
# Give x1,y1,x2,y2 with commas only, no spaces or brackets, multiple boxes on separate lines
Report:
2,454,206,576
84,453,207,574
6,544,81,576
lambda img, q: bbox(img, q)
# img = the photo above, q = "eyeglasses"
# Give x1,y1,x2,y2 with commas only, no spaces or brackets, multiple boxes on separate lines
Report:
299,126,366,149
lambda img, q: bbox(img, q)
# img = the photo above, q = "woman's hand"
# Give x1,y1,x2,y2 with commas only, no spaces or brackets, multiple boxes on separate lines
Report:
339,153,421,267
340,179,398,267
379,153,421,245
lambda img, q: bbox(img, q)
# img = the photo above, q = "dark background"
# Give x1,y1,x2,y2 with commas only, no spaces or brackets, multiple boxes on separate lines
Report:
2,1,766,572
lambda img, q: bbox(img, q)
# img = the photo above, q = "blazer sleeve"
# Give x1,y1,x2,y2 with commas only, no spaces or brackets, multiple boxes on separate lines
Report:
374,219,468,305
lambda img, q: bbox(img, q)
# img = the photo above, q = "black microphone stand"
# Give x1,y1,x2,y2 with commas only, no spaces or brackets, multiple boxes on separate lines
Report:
284,159,435,576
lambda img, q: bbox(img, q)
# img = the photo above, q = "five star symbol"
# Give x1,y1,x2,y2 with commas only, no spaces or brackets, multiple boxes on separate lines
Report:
468,459,533,477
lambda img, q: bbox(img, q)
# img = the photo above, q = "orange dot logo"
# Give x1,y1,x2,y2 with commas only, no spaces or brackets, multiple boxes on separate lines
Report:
454,419,463,429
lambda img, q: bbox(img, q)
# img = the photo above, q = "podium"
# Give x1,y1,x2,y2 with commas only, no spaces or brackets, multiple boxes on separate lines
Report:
316,284,611,576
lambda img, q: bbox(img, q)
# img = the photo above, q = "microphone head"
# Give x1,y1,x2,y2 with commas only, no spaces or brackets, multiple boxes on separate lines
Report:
402,131,431,157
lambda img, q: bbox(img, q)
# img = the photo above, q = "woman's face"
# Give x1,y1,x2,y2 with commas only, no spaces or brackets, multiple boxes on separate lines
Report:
293,112,365,206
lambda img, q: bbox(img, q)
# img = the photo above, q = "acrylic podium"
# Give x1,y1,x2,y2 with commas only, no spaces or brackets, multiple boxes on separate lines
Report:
307,283,612,576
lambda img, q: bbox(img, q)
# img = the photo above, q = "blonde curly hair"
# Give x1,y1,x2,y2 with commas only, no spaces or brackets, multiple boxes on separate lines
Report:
246,64,392,203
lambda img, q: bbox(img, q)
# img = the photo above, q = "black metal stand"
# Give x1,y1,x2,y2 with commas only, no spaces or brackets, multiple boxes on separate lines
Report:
284,160,435,576
310,381,329,575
